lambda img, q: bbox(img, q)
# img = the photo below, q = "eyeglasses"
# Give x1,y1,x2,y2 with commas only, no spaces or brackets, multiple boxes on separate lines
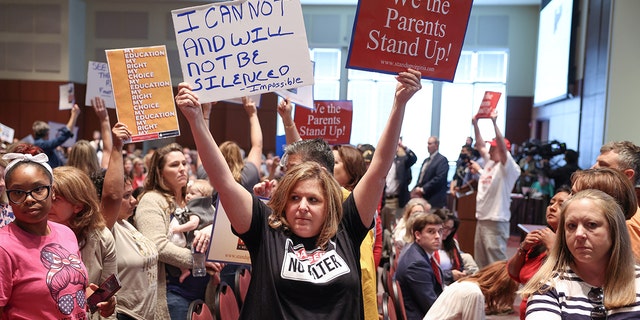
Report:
588,287,607,319
58,289,86,315
6,185,51,204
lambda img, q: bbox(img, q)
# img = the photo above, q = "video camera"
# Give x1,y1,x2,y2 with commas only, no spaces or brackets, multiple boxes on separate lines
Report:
522,140,567,159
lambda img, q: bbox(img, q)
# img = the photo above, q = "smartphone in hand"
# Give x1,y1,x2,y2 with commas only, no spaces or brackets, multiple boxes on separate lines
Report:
87,274,121,313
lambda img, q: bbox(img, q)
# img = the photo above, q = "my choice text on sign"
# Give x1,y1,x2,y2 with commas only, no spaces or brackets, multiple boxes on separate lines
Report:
106,45,180,143
171,0,314,102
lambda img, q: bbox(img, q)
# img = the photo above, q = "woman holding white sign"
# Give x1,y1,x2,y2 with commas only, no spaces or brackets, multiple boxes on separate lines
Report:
175,68,422,319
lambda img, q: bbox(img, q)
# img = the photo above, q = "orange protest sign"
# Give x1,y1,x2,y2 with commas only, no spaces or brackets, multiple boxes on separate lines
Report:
294,101,353,145
476,91,502,119
106,45,179,142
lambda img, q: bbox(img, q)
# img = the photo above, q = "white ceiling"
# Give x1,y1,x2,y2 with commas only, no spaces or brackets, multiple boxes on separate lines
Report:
300,0,539,5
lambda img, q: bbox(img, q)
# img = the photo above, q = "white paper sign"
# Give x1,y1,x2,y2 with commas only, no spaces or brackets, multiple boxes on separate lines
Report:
171,0,314,103
47,122,79,148
223,94,262,107
85,61,116,109
0,123,15,143
59,83,75,110
207,198,253,265
274,83,314,110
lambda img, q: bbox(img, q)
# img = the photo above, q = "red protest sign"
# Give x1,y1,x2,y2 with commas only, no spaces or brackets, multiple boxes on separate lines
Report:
347,0,473,82
294,101,353,145
476,91,502,119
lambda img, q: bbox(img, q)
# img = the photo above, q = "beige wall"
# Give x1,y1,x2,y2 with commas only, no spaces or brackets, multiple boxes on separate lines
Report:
605,0,640,144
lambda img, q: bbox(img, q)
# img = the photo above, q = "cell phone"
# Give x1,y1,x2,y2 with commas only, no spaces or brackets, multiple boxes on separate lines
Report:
86,274,121,313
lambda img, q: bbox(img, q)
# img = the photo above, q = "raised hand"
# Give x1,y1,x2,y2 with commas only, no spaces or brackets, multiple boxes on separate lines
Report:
277,97,293,121
175,83,204,122
111,122,131,148
91,97,108,121
394,68,422,106
242,96,258,117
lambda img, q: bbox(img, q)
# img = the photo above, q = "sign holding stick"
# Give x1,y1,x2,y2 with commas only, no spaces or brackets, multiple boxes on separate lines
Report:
106,45,180,143
347,0,473,81
476,91,502,119
171,0,314,103
85,61,116,109
294,100,353,145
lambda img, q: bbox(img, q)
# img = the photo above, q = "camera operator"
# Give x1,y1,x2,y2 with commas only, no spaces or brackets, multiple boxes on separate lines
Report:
518,153,539,193
541,149,581,188
450,144,481,196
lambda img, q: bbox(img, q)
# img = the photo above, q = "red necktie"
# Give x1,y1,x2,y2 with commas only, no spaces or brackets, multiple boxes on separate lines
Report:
430,256,443,286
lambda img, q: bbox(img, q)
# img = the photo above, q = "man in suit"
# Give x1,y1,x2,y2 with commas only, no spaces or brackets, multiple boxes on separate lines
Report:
411,136,449,208
383,138,418,211
395,212,444,320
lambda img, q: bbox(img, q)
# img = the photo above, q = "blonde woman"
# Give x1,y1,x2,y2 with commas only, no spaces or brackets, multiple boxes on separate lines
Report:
521,189,640,319
392,197,431,253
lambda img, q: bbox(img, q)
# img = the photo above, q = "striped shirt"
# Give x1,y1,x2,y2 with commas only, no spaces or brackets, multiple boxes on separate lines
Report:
526,266,640,319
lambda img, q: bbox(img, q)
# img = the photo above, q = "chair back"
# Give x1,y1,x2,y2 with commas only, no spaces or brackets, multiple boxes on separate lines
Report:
187,299,214,320
233,266,251,308
390,279,407,320
214,282,240,320
379,292,397,320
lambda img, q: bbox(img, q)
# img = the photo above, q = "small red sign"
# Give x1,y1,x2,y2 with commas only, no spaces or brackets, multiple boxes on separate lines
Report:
476,91,502,119
347,0,473,82
294,100,353,145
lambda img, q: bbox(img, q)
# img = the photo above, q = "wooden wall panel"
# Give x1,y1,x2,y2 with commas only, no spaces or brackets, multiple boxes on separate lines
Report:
505,95,533,146
0,79,278,154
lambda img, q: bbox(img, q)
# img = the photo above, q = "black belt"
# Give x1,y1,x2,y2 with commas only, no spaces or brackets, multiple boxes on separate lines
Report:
385,195,398,199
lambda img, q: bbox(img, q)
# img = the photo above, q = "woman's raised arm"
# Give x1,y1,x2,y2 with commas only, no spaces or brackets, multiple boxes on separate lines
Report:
353,69,422,227
175,84,253,234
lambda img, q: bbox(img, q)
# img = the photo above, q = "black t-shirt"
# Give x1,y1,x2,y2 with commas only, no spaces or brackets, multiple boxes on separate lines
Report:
233,194,369,319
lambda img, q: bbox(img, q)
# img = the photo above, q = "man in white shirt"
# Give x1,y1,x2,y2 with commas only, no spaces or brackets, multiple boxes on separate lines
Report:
469,112,520,268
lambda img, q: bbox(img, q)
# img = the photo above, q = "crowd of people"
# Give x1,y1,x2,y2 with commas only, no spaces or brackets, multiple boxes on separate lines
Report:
2,67,640,320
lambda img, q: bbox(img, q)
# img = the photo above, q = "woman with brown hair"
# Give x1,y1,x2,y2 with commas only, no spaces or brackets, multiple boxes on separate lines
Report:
134,142,220,320
66,140,102,176
175,68,422,319
424,260,519,319
49,165,117,319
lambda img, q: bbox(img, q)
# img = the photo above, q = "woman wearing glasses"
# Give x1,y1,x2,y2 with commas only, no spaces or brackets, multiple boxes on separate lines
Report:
521,189,640,319
0,153,112,318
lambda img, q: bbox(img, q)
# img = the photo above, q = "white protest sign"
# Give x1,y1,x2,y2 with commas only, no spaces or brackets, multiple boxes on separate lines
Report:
171,0,314,103
59,83,75,110
0,123,15,143
275,60,313,108
47,121,78,148
85,61,116,109
223,94,262,107
274,83,314,110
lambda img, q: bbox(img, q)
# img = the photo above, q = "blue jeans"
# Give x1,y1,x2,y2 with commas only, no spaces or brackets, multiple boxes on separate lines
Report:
166,290,191,320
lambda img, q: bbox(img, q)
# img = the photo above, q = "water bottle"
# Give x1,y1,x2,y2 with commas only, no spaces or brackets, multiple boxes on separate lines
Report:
192,247,207,277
